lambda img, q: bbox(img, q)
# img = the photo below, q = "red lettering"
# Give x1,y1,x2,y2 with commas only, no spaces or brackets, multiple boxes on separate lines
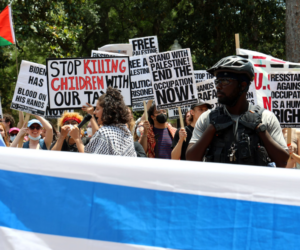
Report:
79,77,86,90
75,76,79,90
112,59,118,73
105,59,112,73
85,76,92,90
98,60,104,73
84,60,92,74
254,73,263,90
119,59,126,73
97,76,104,89
263,96,271,111
61,77,68,90
91,60,97,74
51,78,60,91
69,77,75,90
92,76,97,90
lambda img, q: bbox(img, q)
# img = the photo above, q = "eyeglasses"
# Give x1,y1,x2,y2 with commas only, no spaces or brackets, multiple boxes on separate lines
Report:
215,78,237,87
29,126,41,130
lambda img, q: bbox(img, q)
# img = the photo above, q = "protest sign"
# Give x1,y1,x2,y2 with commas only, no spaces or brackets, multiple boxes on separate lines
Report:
98,44,133,57
91,50,121,58
46,57,132,109
11,60,48,116
270,72,300,128
130,55,154,111
147,49,197,110
129,36,159,56
0,96,3,119
44,106,74,119
194,70,214,82
168,105,191,120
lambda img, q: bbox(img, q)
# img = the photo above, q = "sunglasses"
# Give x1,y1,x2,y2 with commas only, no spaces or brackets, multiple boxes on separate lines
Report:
215,78,237,87
29,126,42,130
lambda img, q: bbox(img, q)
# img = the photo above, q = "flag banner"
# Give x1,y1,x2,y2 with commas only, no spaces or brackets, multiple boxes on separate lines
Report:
129,36,159,56
91,50,122,58
130,55,154,111
44,106,74,119
0,96,3,119
0,5,15,46
98,44,133,57
270,72,300,128
0,134,5,147
237,48,300,111
46,57,132,109
11,60,48,116
0,148,300,250
147,49,197,110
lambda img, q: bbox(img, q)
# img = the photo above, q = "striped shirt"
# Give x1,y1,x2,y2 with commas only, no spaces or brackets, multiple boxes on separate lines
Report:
153,127,173,159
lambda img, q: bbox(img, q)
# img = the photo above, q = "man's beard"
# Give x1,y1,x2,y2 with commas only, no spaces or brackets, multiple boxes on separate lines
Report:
217,92,240,106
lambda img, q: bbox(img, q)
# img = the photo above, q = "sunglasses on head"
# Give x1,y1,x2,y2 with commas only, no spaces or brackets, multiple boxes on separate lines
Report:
29,125,41,130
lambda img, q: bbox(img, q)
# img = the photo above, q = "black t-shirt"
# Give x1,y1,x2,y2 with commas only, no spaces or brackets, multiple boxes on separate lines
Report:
50,137,90,152
171,125,194,160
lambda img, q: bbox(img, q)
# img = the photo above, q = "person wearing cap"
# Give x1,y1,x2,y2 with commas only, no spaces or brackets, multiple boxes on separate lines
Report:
186,56,289,167
11,115,53,150
8,127,20,143
50,112,89,152
171,100,212,160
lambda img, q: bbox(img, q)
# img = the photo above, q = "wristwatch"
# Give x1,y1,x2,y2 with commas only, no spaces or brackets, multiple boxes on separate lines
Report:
256,124,267,134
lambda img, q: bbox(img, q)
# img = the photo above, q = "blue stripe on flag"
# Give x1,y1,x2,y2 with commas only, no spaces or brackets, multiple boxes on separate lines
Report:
0,169,300,250
0,135,6,147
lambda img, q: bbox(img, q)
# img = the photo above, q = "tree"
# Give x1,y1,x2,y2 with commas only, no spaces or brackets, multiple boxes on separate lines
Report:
286,0,300,62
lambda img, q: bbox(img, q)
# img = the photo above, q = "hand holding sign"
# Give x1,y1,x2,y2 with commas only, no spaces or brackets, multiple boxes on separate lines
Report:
82,103,94,116
178,128,187,142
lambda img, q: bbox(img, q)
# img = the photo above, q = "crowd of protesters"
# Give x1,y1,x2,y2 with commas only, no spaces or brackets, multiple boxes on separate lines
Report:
0,56,299,169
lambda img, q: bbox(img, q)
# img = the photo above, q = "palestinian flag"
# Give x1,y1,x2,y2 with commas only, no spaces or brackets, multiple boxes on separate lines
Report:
0,5,15,46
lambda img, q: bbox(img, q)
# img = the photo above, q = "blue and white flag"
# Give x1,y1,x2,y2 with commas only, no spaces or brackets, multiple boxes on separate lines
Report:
0,147,300,250
0,135,6,147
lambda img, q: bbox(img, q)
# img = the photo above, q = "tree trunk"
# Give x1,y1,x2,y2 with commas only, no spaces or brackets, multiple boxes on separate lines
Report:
286,0,300,62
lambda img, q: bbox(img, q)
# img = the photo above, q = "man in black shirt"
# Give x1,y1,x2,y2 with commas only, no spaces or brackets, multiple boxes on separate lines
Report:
171,100,212,160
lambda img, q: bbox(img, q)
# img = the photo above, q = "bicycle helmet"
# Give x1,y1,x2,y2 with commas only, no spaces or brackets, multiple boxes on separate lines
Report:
207,56,254,81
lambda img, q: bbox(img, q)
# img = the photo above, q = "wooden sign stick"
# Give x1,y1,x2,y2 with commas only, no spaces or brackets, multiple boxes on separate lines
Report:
18,113,30,148
143,100,148,121
178,106,186,141
287,128,292,161
235,33,240,55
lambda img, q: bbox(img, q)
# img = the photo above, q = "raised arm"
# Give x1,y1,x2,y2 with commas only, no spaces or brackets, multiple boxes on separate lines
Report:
17,111,24,129
82,103,99,135
34,115,53,149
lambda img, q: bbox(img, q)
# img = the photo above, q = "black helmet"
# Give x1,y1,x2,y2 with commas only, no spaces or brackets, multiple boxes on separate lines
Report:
207,56,254,81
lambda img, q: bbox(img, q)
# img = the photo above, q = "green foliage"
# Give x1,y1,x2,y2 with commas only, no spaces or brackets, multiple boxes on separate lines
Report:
0,0,286,123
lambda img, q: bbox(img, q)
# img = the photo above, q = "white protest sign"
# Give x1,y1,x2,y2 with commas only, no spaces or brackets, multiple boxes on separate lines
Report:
0,96,3,119
98,44,133,57
130,55,154,112
44,106,74,119
11,60,47,116
194,70,214,82
270,72,300,128
147,49,197,110
129,36,159,56
168,105,191,120
46,57,131,109
91,50,122,58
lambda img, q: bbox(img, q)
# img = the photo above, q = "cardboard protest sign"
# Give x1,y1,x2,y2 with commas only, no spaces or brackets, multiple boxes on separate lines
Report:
46,57,131,109
98,44,133,57
11,60,47,116
147,49,197,110
129,36,159,56
91,50,122,58
0,96,3,119
44,106,74,119
270,72,300,128
168,105,191,120
194,70,214,82
130,55,154,112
